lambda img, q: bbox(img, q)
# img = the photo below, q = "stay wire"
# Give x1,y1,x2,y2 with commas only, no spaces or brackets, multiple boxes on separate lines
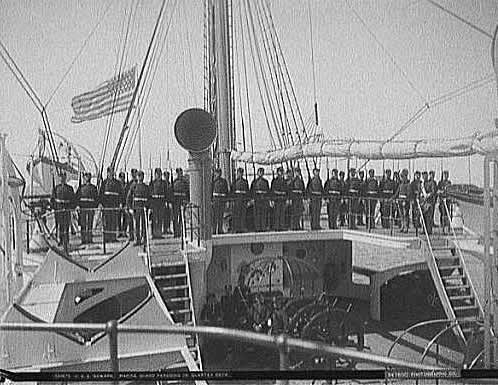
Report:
307,0,318,126
0,41,44,112
105,0,138,147
44,0,116,107
424,0,493,39
260,0,311,145
238,0,257,176
118,0,177,168
344,0,427,104
233,2,248,176
256,0,294,147
110,0,170,171
246,0,285,149
98,3,129,177
253,0,288,148
242,0,279,150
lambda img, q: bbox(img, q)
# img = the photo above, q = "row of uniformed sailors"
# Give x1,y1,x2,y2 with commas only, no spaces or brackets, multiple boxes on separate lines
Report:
51,166,191,250
212,166,452,234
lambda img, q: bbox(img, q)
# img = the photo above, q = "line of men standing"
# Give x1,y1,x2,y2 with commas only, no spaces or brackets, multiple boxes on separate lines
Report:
210,165,452,235
51,166,190,250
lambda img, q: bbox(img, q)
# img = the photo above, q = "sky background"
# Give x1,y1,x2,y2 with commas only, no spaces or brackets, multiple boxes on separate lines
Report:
1,0,497,184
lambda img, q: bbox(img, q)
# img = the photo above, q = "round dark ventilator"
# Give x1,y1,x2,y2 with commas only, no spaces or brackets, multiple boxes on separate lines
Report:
174,108,216,153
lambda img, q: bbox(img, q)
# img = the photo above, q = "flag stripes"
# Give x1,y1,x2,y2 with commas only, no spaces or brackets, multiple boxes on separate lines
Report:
71,66,136,124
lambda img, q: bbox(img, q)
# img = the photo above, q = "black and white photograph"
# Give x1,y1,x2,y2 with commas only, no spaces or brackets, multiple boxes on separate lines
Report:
0,0,498,383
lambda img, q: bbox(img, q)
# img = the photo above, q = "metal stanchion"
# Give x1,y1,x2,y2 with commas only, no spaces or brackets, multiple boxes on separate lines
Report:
106,320,119,384
276,334,289,385
26,219,30,254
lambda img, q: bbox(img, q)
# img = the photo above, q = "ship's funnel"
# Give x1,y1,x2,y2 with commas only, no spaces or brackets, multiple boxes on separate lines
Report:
174,108,216,153
174,109,215,241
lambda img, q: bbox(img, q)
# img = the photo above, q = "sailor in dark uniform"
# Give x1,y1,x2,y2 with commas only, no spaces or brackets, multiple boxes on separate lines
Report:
290,167,305,230
393,171,401,227
347,168,361,229
172,168,189,238
358,170,366,226
127,170,150,245
438,170,452,234
100,166,123,242
380,169,395,228
271,166,288,231
338,170,347,227
307,168,323,230
410,171,422,231
284,169,294,230
162,170,172,234
231,168,249,233
76,172,98,244
125,169,138,240
118,171,127,237
422,170,437,235
149,168,168,238
396,169,411,233
212,168,229,234
366,169,378,229
251,167,270,232
324,169,341,229
51,171,75,253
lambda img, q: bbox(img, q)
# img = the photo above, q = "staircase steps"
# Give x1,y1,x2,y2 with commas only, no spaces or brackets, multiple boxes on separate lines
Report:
151,257,201,369
423,235,482,346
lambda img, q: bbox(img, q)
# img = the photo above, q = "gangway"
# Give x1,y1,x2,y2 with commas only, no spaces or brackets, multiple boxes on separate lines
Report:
417,200,483,346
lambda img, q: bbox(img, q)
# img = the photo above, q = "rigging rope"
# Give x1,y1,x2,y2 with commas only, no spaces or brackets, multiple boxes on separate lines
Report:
98,2,130,181
44,0,116,107
307,0,319,126
253,0,289,148
344,0,427,104
110,0,170,171
238,0,257,176
424,0,493,39
260,0,312,146
242,0,279,150
181,0,197,106
118,0,177,168
256,0,295,148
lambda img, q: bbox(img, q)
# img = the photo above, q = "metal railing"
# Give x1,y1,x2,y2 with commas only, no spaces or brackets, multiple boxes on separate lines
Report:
442,199,483,318
387,319,466,368
211,194,425,237
0,321,444,380
416,200,465,344
33,208,132,263
181,238,202,369
183,203,202,248
144,207,152,273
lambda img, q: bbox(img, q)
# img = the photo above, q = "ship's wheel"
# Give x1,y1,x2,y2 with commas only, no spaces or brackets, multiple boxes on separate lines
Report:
287,303,327,337
283,297,313,318
290,309,365,370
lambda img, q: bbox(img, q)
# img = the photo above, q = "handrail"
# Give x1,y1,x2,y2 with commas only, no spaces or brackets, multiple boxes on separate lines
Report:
469,349,484,368
0,322,444,371
181,234,202,370
416,199,465,344
144,207,152,274
387,319,453,357
420,322,465,365
443,198,483,318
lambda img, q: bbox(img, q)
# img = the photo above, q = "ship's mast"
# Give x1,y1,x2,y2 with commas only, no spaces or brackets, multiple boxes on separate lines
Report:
213,0,234,181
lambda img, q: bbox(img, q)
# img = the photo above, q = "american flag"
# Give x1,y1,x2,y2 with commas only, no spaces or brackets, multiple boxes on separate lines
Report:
71,66,136,124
